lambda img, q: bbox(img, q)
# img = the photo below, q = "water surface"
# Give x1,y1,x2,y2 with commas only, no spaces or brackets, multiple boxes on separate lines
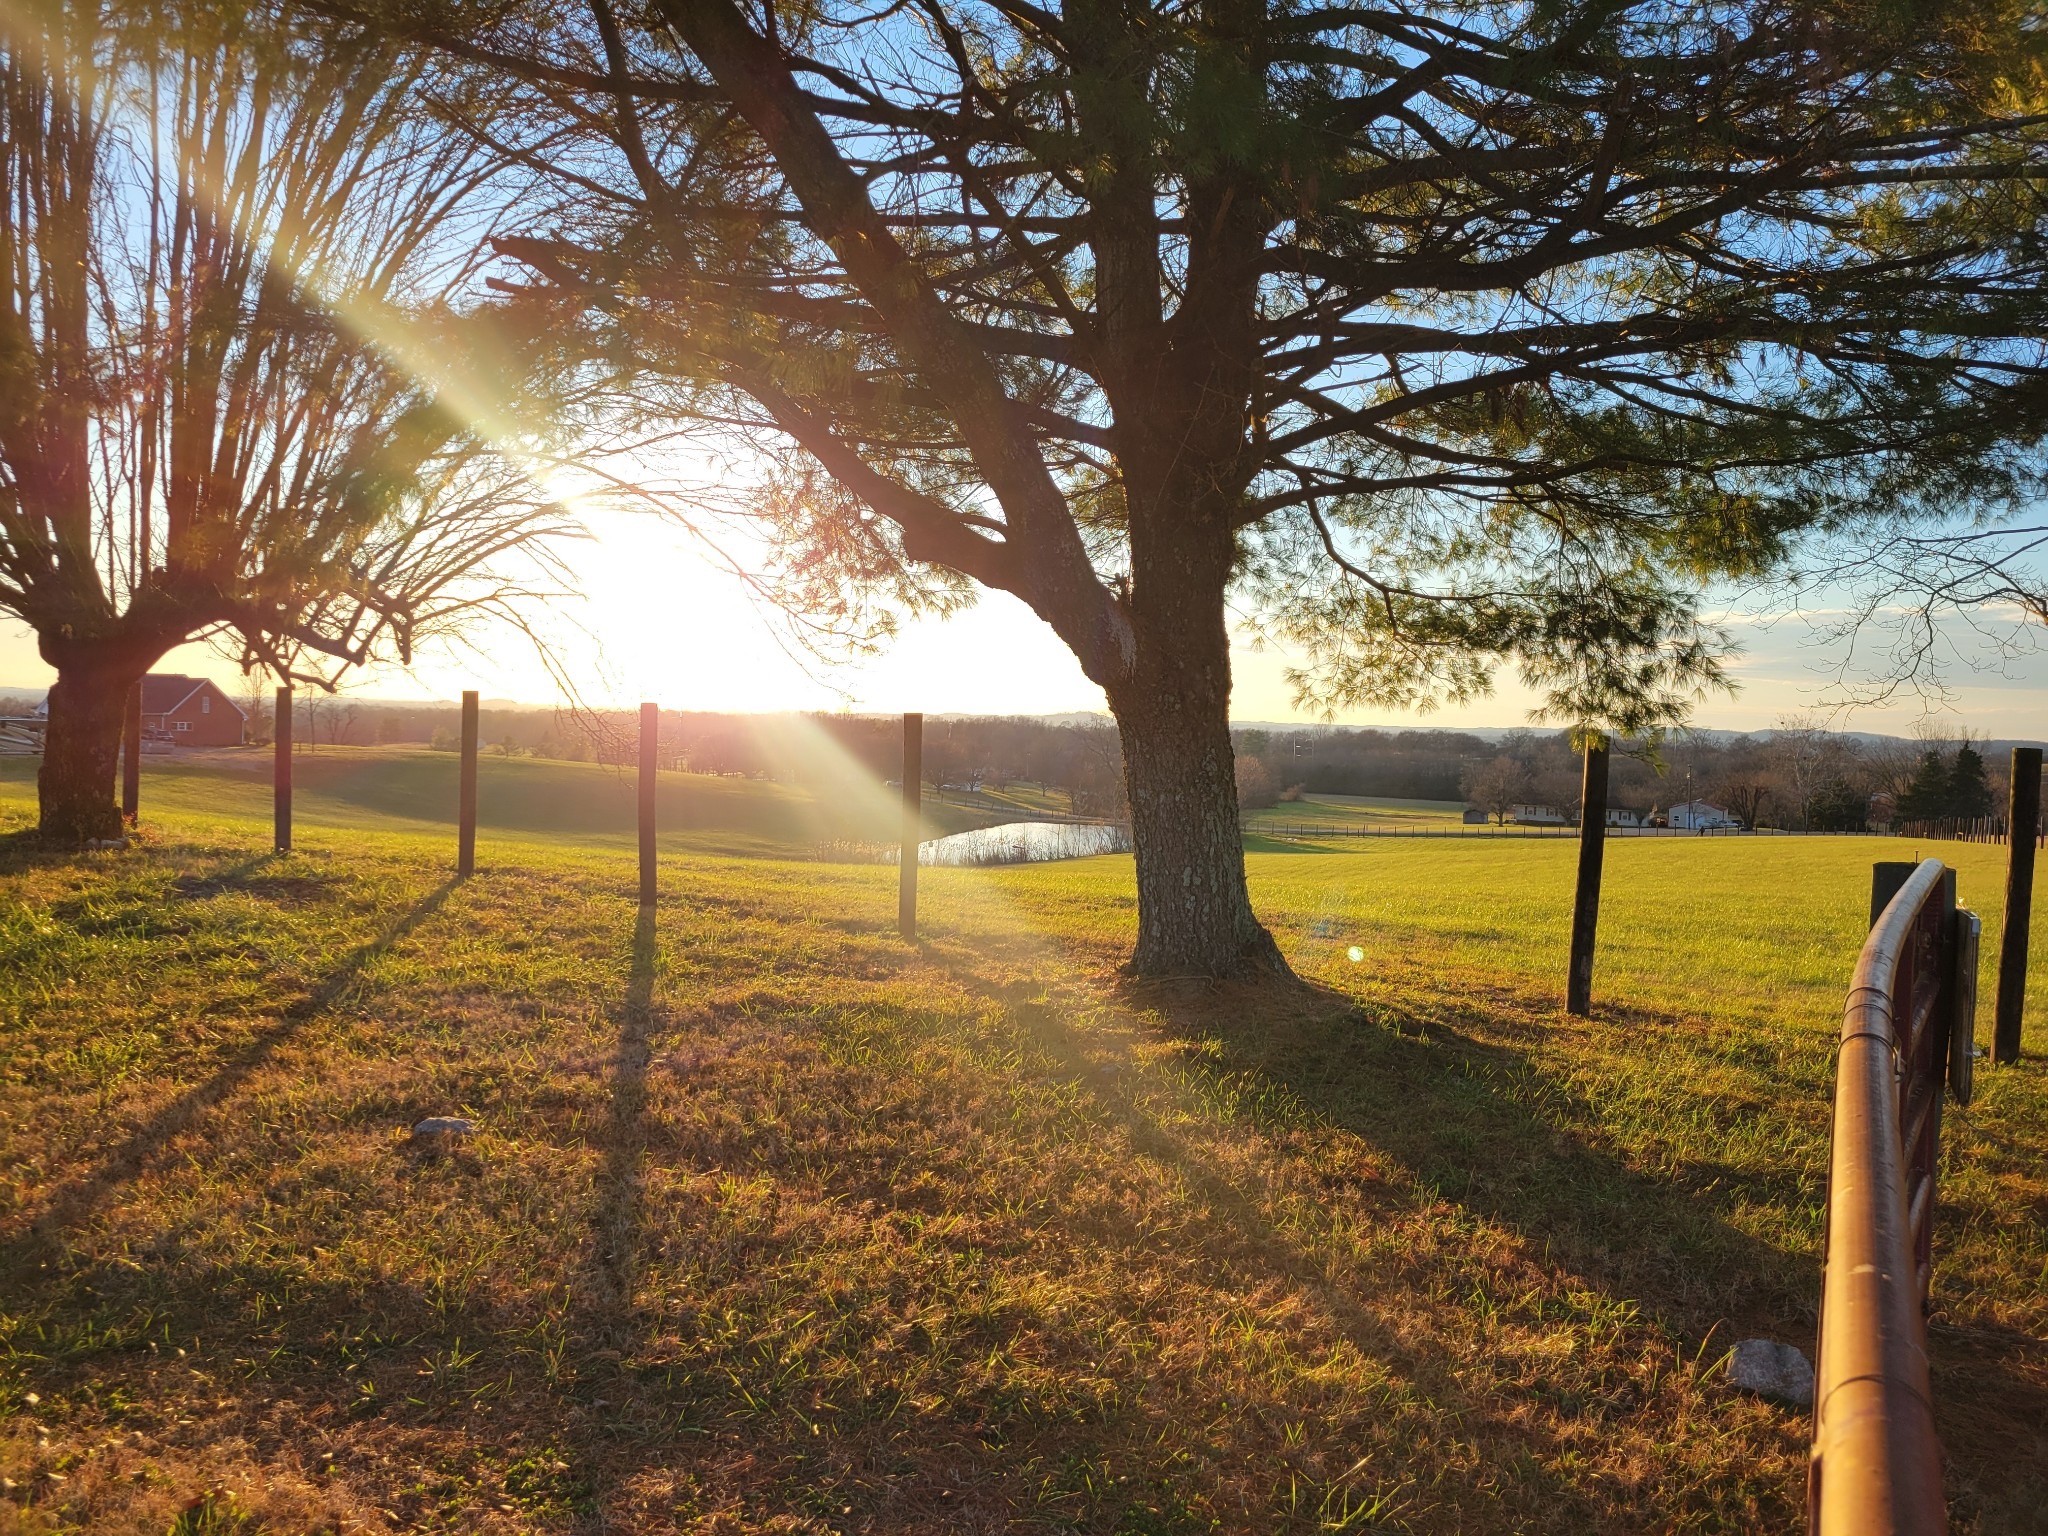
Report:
890,820,1132,866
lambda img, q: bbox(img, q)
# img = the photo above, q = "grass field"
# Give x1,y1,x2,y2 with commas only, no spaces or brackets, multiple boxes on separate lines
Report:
926,784,1082,820
0,759,2043,1534
1240,794,1468,837
0,748,1020,861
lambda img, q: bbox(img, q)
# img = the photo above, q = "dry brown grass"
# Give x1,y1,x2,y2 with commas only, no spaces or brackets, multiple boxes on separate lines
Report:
0,803,2042,1534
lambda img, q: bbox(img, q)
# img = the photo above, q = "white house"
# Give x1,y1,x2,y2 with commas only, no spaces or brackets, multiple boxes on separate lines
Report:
1508,803,1571,825
1664,799,1741,831
1604,807,1645,828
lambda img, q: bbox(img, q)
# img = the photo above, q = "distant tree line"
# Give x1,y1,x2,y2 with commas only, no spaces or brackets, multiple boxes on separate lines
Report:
1895,743,1998,825
182,695,2034,833
1229,718,2028,833
231,702,1133,816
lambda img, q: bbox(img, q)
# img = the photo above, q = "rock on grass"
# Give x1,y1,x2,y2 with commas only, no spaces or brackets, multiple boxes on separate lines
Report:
1727,1339,1814,1408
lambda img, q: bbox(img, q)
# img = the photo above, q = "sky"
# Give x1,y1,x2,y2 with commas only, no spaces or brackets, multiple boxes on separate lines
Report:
6,504,2047,739
6,30,2036,743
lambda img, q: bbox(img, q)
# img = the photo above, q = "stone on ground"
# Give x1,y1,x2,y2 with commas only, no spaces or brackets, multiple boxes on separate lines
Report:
410,1116,477,1143
1727,1338,1814,1407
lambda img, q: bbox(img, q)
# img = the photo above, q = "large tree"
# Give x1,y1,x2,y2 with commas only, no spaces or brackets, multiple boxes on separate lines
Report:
0,0,572,841
386,0,2048,974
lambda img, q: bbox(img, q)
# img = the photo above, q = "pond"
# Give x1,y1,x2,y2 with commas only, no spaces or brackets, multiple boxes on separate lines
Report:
888,820,1132,867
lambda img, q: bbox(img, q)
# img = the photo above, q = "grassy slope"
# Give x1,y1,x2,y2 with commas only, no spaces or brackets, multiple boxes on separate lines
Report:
928,784,1080,819
0,773,2042,1534
0,749,1014,860
1241,794,1467,835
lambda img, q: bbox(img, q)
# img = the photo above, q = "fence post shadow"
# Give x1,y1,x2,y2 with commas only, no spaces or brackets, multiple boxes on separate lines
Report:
4,874,461,1263
166,848,289,896
588,903,659,1347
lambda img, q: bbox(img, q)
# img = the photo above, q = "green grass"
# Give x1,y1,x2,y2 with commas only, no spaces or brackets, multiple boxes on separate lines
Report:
0,747,1018,860
0,766,2042,1534
1241,794,1469,835
928,783,1081,819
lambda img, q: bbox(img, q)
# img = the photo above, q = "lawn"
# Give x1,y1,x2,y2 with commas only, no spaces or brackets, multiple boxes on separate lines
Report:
0,764,2042,1534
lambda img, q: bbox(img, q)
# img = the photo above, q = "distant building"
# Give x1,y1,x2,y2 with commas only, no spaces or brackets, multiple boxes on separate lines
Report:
140,675,246,747
1462,808,1489,824
1604,807,1645,828
1663,799,1740,831
1508,803,1571,825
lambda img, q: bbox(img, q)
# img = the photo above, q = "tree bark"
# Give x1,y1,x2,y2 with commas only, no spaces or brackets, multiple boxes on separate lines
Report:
1114,685,1283,977
1109,533,1286,979
38,651,149,843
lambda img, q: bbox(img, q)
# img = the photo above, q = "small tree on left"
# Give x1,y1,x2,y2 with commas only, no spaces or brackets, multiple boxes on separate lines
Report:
0,0,573,840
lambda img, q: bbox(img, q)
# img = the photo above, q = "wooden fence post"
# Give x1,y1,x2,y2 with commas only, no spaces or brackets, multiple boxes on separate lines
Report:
900,712,922,939
1566,737,1610,1017
457,689,479,877
639,701,658,907
1870,861,1919,925
120,682,141,822
273,687,292,853
1995,745,2041,1063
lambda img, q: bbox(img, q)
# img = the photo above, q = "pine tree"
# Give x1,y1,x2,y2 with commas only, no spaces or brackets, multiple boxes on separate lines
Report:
1897,752,1953,822
1950,744,1996,820
416,0,2048,974
1808,779,1870,833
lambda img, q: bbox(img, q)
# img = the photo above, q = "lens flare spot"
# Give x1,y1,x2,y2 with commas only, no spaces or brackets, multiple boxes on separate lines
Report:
1346,945,1364,964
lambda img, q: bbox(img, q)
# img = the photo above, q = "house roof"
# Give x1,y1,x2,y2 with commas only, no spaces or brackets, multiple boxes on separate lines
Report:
139,674,247,718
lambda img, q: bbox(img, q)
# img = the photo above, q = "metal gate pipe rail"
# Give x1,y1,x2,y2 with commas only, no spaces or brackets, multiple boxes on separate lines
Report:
1810,857,1977,1535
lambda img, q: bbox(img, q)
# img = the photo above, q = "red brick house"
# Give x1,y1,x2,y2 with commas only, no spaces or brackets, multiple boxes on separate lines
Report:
139,674,245,747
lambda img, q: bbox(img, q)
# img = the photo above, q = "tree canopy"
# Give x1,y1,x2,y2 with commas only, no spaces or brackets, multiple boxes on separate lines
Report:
0,0,576,837
406,0,2048,707
364,0,2048,971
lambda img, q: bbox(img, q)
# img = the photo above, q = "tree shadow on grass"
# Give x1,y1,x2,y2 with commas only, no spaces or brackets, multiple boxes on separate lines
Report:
167,852,339,904
710,956,1809,1530
2,874,461,1266
0,828,306,889
990,967,2048,1533
934,956,1811,1356
0,824,132,875
1240,832,1343,854
0,926,1819,1534
1136,973,1816,1338
10,1250,600,1530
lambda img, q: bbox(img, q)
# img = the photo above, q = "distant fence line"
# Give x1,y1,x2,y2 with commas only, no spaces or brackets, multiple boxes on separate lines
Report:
1892,814,2046,846
1261,816,2048,844
1251,821,1852,840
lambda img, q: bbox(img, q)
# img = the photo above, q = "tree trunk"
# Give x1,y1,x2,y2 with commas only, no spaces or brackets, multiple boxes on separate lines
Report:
1109,551,1287,979
38,653,146,843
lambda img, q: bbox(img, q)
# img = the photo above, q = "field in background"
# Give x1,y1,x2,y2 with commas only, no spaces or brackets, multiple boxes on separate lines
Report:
926,782,1082,819
0,763,2042,1533
0,748,1020,860
0,750,1500,851
1241,792,1468,837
